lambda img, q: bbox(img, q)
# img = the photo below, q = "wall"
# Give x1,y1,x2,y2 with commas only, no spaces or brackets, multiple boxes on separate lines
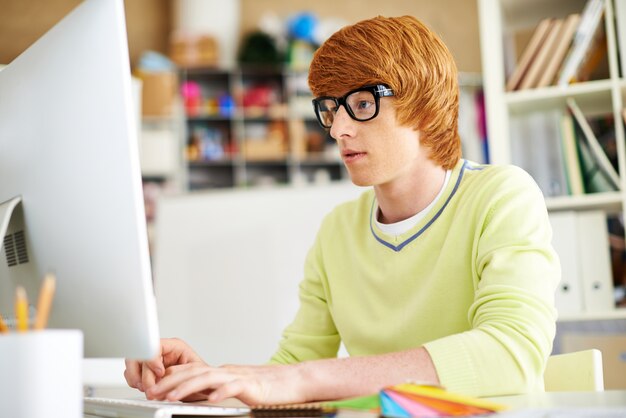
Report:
0,0,480,72
240,0,482,73
0,0,171,67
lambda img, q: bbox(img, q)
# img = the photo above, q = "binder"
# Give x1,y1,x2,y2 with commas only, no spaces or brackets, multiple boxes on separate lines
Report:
549,211,584,315
576,210,615,312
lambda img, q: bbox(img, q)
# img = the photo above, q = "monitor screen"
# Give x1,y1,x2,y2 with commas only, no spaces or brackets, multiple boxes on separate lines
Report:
0,0,160,359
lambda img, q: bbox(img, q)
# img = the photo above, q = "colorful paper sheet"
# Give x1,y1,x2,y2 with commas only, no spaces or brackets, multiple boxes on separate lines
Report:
326,383,507,417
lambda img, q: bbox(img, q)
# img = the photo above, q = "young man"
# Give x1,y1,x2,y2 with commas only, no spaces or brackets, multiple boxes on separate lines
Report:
124,15,559,405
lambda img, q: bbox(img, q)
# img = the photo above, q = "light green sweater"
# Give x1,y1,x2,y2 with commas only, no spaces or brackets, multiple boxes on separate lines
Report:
270,159,559,397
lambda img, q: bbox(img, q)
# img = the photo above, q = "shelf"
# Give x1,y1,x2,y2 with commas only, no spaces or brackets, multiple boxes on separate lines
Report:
188,159,236,167
558,308,626,322
180,66,349,190
480,0,626,321
546,191,623,212
187,114,234,122
499,0,588,30
243,159,289,165
505,79,614,114
298,157,343,165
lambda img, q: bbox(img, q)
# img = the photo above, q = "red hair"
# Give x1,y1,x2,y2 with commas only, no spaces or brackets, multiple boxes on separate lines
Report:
308,16,461,169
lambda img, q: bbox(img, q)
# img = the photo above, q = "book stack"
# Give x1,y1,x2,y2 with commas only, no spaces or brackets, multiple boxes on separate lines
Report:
506,0,606,91
510,98,620,198
562,98,620,196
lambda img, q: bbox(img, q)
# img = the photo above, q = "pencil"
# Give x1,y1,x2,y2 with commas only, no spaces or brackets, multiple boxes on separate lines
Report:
34,273,56,330
15,286,29,332
0,312,8,333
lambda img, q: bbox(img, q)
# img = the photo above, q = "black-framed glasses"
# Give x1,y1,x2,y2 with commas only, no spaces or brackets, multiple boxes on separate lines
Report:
312,84,395,129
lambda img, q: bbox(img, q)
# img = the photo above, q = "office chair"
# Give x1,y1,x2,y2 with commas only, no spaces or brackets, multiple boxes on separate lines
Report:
544,349,604,391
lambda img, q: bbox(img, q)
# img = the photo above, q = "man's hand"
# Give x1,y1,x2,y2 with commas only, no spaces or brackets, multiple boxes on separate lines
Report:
143,362,307,406
124,338,207,400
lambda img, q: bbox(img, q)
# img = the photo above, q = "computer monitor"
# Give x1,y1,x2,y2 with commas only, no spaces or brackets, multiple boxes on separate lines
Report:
0,0,160,359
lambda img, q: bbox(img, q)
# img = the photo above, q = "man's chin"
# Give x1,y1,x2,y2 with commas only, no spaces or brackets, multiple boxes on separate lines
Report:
348,175,374,188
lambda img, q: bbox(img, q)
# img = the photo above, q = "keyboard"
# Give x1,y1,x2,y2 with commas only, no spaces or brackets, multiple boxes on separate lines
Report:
84,396,250,418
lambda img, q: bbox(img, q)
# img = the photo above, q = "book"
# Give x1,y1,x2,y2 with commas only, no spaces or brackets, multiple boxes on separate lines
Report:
587,114,619,173
519,18,564,90
459,86,487,164
574,24,607,83
510,110,568,197
566,98,620,191
536,13,581,88
614,0,626,78
576,125,618,193
557,0,605,86
560,112,585,195
505,18,554,91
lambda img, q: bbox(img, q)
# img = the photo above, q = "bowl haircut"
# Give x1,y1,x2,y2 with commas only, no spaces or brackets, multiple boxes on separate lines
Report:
308,15,462,170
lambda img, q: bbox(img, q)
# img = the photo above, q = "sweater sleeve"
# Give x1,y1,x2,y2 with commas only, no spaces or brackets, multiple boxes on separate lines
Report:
269,225,341,364
424,167,559,397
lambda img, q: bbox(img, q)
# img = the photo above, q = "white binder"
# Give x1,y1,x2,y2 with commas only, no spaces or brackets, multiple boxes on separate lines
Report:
550,211,584,315
576,210,615,312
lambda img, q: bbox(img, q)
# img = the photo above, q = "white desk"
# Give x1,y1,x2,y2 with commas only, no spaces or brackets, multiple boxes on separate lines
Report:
490,390,626,408
83,388,626,417
485,391,626,417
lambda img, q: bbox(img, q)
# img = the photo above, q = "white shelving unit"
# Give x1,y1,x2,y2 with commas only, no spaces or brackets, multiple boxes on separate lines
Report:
179,67,346,190
478,0,626,321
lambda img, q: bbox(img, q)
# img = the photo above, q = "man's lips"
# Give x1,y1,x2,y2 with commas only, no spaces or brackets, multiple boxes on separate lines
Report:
341,149,367,163
342,149,366,158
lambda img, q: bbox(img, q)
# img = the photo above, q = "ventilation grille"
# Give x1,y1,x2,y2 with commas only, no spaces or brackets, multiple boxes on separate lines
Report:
3,231,29,267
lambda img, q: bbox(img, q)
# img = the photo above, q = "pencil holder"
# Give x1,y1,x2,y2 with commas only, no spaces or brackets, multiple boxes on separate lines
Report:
0,329,83,418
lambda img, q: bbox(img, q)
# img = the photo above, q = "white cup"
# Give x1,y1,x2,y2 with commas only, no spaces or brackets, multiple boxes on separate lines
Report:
0,329,83,418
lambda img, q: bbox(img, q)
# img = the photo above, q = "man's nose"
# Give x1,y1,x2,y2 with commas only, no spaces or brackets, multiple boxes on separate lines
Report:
329,105,355,139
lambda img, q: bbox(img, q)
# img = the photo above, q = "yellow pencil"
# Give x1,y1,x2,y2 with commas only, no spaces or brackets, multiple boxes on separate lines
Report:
0,312,8,333
34,273,56,330
15,286,29,332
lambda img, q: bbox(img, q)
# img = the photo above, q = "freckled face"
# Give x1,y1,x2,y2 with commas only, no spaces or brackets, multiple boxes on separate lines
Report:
330,98,427,188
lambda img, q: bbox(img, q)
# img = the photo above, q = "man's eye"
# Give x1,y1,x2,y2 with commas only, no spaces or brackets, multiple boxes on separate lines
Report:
355,100,373,110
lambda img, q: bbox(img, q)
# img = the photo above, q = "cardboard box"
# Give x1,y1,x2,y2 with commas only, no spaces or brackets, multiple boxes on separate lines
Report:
169,34,219,68
562,333,626,389
242,137,286,161
137,70,178,117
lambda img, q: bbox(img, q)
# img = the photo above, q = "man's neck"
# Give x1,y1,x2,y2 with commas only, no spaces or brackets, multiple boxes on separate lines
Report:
374,163,447,224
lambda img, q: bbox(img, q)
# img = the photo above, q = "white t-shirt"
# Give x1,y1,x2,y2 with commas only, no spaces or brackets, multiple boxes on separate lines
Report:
375,170,452,236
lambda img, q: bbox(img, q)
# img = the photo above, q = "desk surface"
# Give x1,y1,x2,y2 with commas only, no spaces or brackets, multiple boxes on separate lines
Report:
490,390,626,409
84,387,626,417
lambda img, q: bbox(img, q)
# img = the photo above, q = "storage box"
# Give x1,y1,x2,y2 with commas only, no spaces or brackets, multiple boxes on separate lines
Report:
139,125,180,176
562,333,626,389
136,70,178,117
242,137,286,160
169,33,219,68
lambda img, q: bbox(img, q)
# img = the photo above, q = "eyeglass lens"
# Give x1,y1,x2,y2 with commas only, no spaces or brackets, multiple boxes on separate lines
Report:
317,90,378,128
